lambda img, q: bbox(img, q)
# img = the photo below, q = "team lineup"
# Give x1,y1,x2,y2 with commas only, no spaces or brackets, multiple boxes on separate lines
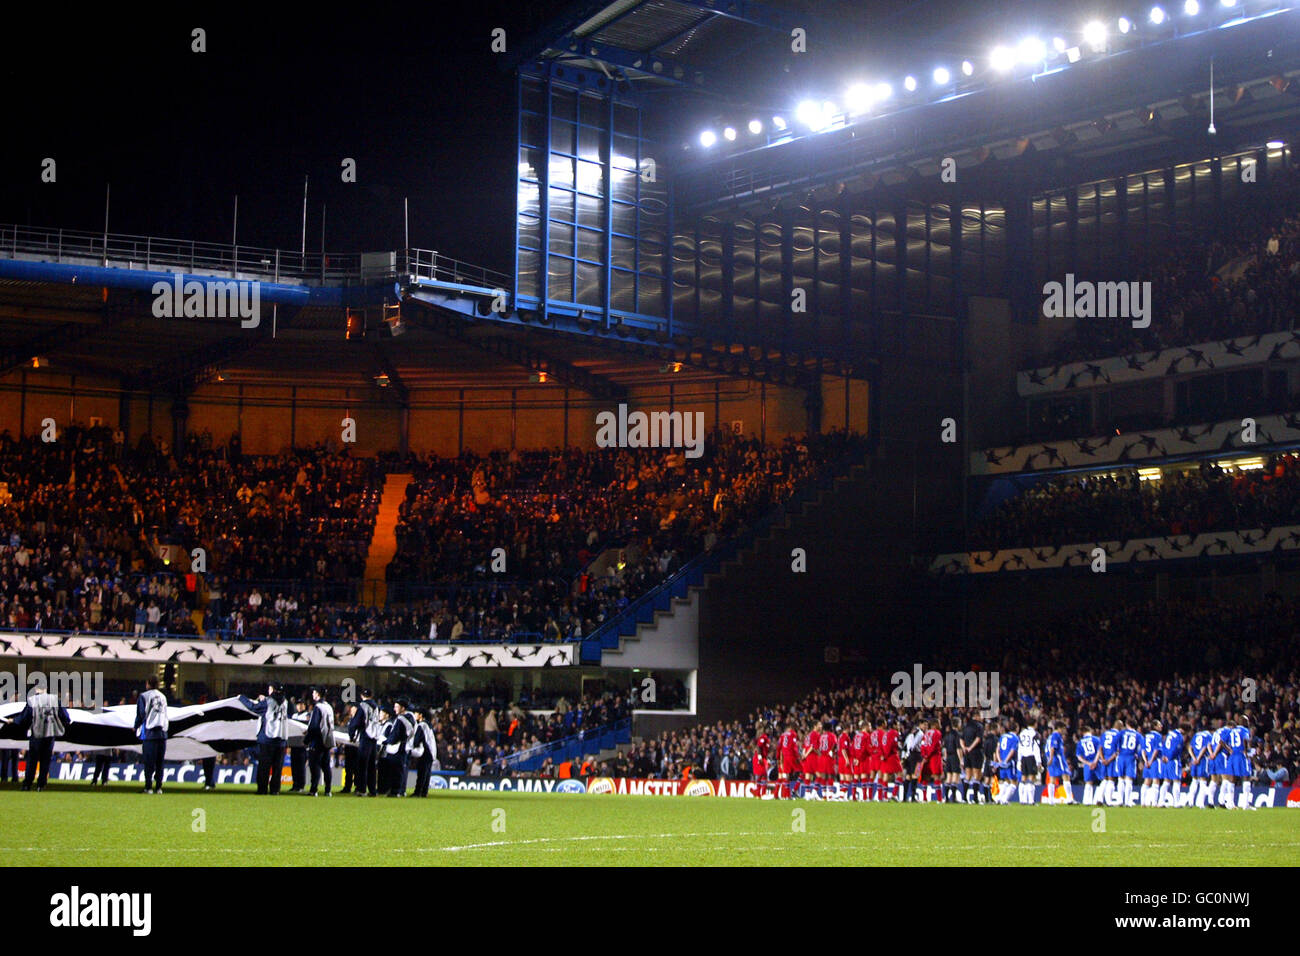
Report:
750,712,1258,807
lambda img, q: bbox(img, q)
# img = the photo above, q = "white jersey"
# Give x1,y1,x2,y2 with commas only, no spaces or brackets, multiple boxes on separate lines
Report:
903,730,923,757
140,688,169,733
28,692,67,738
410,721,437,760
361,699,384,741
1018,727,1040,762
261,697,288,740
313,701,334,743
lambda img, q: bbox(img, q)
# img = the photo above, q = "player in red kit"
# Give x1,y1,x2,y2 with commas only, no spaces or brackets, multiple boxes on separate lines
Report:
879,720,903,801
817,720,837,793
917,720,943,801
836,725,854,796
867,724,883,800
752,723,772,794
777,723,801,798
851,724,870,800
802,725,821,796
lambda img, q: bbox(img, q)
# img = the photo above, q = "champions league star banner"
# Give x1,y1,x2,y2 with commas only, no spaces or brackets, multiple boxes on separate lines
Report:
1016,329,1300,397
0,632,577,669
0,696,349,760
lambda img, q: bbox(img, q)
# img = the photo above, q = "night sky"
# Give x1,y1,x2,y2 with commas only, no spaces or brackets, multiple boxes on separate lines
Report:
0,2,574,273
1,0,1109,274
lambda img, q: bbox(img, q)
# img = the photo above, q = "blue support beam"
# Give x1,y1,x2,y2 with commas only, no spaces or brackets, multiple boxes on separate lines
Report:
541,69,553,323
404,285,686,337
603,92,615,330
0,258,399,310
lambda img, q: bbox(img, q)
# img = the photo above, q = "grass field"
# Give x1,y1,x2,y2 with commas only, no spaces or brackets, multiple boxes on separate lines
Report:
0,782,1293,866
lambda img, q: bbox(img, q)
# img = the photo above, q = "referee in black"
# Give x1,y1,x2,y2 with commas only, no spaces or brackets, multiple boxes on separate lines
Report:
982,719,1001,805
941,719,962,803
960,711,985,804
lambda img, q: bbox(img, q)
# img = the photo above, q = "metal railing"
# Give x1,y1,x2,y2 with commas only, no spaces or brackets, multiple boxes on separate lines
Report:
404,247,512,290
0,223,366,283
0,224,511,291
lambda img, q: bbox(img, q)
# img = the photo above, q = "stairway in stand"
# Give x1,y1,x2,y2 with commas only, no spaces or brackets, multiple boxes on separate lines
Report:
362,473,413,607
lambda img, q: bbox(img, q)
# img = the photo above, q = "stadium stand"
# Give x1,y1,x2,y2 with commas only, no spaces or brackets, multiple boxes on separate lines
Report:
0,421,862,644
1037,162,1300,370
969,454,1300,552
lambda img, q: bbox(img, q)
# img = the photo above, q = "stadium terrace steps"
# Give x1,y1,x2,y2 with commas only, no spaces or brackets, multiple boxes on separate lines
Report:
710,462,870,578
363,473,413,607
599,591,698,665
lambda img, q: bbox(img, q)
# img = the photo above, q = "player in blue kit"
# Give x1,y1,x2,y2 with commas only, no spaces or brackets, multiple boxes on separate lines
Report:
1211,717,1232,808
1043,721,1073,804
1224,718,1254,810
1116,722,1140,806
1140,721,1163,807
1190,724,1215,808
994,725,1019,804
1076,725,1103,805
1098,722,1121,805
1159,723,1185,807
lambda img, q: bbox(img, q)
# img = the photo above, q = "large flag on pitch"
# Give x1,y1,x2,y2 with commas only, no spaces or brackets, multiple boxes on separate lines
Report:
0,697,347,760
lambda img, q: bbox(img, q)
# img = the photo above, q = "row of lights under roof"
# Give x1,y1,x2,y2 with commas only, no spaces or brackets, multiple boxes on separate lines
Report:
696,0,1271,149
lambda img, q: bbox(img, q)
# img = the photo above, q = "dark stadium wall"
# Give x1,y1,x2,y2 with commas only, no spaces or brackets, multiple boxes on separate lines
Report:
694,335,961,722
965,296,1036,449
694,458,944,722
0,370,121,438
0,368,860,453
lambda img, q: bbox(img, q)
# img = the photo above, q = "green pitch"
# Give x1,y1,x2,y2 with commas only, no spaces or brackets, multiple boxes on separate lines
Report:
0,782,1293,866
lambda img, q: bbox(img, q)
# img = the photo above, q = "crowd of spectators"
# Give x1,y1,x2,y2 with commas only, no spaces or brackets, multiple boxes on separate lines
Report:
969,453,1300,552
592,594,1300,789
201,429,860,643
0,425,379,638
1,422,863,645
1041,163,1300,368
369,430,862,643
